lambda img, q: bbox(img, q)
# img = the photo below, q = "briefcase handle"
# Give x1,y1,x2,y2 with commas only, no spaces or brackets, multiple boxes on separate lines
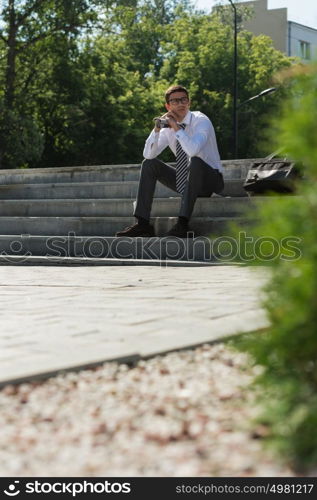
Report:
265,148,288,162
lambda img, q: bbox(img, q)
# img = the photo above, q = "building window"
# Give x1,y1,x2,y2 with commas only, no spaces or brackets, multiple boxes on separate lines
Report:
298,40,311,60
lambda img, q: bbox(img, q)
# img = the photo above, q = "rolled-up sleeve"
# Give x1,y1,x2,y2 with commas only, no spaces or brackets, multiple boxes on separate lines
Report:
143,129,169,159
175,118,211,157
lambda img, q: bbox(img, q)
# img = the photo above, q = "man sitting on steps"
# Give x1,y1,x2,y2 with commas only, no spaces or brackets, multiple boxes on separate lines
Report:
115,84,224,238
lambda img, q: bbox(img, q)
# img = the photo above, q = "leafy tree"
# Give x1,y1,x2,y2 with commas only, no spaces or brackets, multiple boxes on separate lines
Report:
0,0,101,168
0,109,44,168
37,37,160,166
32,0,194,166
0,0,100,109
100,0,194,78
0,0,295,168
158,11,292,158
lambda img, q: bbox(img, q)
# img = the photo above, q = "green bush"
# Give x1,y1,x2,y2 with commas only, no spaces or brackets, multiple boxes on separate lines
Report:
233,64,317,471
0,109,44,169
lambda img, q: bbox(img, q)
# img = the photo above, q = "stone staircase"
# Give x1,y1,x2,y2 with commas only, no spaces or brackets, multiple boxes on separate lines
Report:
0,159,264,264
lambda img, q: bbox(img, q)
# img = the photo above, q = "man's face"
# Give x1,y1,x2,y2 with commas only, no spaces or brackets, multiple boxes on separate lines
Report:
165,91,190,121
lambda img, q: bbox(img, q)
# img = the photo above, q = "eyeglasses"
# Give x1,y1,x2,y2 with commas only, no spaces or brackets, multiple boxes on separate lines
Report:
168,97,189,105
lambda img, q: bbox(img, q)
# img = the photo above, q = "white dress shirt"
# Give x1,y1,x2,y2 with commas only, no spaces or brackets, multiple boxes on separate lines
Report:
143,110,223,173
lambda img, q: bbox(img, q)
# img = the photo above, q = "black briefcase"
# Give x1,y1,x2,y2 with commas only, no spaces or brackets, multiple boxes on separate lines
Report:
243,152,300,195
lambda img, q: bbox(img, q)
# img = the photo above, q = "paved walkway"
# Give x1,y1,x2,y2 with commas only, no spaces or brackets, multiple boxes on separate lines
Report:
0,264,269,386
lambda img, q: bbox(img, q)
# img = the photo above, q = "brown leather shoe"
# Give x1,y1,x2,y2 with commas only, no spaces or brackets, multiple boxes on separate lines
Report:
115,223,155,237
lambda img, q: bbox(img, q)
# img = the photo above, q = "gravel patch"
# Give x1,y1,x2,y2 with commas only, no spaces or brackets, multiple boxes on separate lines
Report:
0,343,296,477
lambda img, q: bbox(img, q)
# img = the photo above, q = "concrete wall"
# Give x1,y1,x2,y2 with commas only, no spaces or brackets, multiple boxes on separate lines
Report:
239,0,288,53
288,21,317,60
237,0,317,61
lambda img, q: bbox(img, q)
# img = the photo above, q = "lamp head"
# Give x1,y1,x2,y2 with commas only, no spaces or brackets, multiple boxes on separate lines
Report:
259,87,277,97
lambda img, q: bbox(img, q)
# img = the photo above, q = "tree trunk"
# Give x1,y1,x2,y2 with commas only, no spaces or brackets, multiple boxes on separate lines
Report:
4,0,17,110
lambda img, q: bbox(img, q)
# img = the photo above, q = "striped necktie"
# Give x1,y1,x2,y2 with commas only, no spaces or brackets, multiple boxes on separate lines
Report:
175,124,188,195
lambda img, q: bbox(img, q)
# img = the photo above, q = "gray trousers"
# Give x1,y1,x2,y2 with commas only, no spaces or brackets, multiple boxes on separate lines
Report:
133,156,224,221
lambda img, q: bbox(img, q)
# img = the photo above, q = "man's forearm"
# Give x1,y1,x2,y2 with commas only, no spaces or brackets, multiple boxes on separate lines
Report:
143,129,167,158
175,128,208,157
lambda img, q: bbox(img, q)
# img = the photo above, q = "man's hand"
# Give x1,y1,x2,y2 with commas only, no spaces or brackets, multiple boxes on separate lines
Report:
154,117,162,133
164,111,181,132
153,112,180,133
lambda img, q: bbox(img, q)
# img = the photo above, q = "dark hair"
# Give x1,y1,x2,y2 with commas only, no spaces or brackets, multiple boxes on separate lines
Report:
165,85,189,103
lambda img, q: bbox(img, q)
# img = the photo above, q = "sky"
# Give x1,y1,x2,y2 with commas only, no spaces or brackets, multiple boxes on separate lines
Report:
194,0,317,30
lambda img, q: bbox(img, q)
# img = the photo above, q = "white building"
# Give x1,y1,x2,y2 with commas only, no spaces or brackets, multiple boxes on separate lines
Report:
237,0,317,61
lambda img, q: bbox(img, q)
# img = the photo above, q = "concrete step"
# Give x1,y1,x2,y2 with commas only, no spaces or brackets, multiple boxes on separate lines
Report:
0,255,222,266
0,215,246,237
0,234,244,262
0,196,264,217
0,179,247,200
0,159,256,185
0,160,292,263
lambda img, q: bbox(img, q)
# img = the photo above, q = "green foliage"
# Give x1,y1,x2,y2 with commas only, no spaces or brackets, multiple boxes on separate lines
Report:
0,109,44,168
233,64,317,470
151,9,291,158
0,0,102,168
0,0,293,168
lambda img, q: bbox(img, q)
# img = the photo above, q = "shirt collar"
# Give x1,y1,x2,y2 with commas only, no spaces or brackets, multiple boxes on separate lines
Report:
181,111,191,126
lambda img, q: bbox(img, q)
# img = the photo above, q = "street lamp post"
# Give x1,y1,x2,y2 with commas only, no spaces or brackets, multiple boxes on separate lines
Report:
228,0,238,159
238,87,277,156
237,87,277,108
220,2,276,158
